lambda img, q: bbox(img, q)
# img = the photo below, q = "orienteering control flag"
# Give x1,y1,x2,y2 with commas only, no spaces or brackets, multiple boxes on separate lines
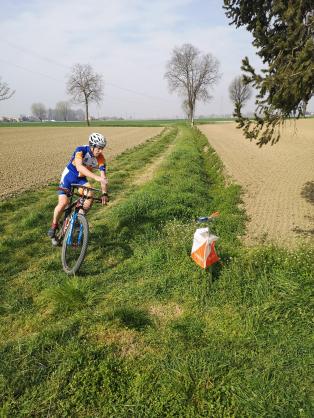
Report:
191,227,220,268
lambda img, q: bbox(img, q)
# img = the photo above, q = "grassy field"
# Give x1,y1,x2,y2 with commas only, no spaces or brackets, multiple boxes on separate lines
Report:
1,116,311,128
0,125,313,416
0,117,233,128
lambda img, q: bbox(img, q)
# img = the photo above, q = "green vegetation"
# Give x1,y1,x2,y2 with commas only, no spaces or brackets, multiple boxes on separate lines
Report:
0,117,233,128
224,0,314,145
0,125,312,416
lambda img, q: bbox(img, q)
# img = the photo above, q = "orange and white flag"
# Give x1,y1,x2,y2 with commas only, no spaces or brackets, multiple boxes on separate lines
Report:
191,227,220,269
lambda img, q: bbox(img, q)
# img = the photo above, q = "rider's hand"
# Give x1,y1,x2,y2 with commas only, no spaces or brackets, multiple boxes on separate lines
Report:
101,194,109,205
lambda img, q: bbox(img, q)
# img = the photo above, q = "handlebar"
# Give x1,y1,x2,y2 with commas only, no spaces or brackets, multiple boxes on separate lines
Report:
70,184,102,193
57,184,108,203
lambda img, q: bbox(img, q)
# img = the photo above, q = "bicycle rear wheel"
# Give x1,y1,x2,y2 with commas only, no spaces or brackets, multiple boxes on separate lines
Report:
61,214,89,275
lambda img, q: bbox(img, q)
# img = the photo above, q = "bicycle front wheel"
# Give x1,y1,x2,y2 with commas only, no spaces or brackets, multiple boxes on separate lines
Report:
61,214,89,275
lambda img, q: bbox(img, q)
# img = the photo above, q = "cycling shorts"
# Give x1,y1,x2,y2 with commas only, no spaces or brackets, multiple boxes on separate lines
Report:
58,167,88,195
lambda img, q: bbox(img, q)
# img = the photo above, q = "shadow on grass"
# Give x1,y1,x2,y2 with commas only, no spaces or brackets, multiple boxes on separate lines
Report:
79,237,134,276
170,315,206,345
106,306,153,331
96,240,133,257
211,260,225,281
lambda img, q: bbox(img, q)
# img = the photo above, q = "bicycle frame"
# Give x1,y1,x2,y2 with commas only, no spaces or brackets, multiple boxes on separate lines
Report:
56,184,105,275
57,184,100,245
66,212,82,246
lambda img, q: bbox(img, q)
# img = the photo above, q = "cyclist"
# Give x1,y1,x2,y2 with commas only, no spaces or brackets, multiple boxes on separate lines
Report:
48,132,109,239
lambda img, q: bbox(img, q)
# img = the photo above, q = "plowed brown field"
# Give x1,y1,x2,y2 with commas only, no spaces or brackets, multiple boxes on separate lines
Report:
0,126,163,199
199,119,314,246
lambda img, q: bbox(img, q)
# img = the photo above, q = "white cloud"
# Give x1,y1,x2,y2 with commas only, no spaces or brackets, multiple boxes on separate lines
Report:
0,0,288,118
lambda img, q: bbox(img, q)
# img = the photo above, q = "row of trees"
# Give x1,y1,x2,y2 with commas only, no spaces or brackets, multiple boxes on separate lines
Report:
30,102,85,122
1,63,103,126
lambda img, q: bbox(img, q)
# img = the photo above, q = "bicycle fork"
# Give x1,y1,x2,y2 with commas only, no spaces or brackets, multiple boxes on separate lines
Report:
67,212,83,246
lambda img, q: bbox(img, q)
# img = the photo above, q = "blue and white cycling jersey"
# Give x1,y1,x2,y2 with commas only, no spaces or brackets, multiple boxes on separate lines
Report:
58,145,106,194
66,145,106,176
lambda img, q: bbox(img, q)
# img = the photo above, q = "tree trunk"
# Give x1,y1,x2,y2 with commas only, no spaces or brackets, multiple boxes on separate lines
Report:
190,103,194,127
85,96,90,126
189,103,194,127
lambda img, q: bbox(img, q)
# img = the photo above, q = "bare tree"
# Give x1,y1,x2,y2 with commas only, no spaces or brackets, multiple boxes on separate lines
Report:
66,64,104,126
182,99,191,120
31,103,47,122
47,108,55,120
229,76,252,115
72,108,85,121
165,44,220,126
0,77,15,101
55,101,71,121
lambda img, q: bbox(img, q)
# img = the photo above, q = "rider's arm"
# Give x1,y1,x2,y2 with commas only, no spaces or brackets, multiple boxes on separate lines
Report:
98,158,108,205
97,155,108,197
75,159,102,182
100,170,108,194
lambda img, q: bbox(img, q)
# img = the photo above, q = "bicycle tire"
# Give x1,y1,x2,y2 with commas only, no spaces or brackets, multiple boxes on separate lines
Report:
61,214,89,275
54,215,70,246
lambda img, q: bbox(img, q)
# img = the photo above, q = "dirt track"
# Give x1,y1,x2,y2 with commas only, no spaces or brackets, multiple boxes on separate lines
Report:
0,126,163,199
199,119,314,246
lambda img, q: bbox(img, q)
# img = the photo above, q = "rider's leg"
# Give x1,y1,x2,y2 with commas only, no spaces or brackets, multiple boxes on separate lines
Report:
48,194,69,237
78,183,94,214
82,190,94,213
48,168,74,238
52,194,69,224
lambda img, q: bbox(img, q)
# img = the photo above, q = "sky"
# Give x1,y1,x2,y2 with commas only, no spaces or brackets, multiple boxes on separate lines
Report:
1,0,310,119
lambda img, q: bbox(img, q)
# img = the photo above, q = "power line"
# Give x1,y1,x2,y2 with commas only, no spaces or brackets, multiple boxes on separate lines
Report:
0,58,169,109
106,81,169,102
0,58,63,82
0,39,70,70
0,39,174,103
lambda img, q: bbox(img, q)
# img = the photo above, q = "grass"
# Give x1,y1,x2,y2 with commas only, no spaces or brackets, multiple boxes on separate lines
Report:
0,125,313,416
0,117,233,128
2,116,312,128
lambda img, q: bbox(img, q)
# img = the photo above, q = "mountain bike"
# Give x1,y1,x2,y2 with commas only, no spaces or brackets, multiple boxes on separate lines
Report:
52,184,104,275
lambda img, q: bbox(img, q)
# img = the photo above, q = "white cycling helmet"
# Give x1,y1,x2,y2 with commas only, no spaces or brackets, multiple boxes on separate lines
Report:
89,132,107,148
